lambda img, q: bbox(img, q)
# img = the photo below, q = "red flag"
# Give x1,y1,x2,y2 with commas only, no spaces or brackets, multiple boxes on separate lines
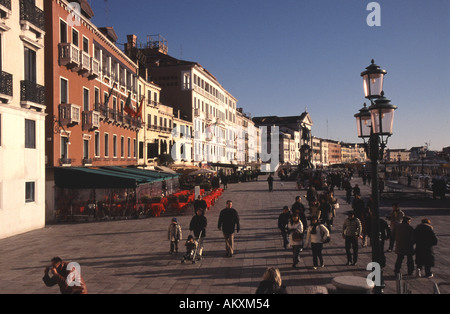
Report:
136,96,144,118
123,92,136,116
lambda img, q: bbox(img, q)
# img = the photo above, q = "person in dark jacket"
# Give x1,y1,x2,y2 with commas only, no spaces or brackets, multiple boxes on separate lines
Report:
278,206,292,249
414,218,438,278
193,195,207,214
267,174,274,192
392,216,415,276
43,257,87,294
291,196,308,231
189,208,208,259
218,200,240,257
255,267,287,294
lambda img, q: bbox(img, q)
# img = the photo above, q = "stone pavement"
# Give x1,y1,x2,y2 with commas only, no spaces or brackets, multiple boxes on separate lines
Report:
0,175,449,294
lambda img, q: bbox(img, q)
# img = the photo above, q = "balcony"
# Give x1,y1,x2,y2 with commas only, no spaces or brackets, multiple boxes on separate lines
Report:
82,110,100,131
59,103,81,126
78,51,91,76
19,0,45,37
107,109,117,123
194,108,200,117
0,71,13,103
0,0,11,20
89,58,100,79
59,43,80,68
82,158,93,166
98,104,109,119
20,80,45,111
59,158,72,166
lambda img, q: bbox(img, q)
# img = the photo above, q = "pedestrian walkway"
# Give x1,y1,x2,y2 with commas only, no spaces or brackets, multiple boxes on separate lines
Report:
0,175,448,294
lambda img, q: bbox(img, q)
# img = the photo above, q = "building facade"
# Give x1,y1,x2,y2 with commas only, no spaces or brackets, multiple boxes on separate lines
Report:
124,34,238,167
0,0,47,239
44,0,142,221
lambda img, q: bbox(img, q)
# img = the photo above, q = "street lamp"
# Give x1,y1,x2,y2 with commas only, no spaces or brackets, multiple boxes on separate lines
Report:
355,60,397,294
419,148,426,176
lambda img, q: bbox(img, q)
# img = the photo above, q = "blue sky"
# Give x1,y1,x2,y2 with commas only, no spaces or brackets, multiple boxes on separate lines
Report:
88,0,449,151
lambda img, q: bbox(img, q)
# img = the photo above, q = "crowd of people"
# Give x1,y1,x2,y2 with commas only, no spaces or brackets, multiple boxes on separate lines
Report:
40,171,440,295
272,179,439,294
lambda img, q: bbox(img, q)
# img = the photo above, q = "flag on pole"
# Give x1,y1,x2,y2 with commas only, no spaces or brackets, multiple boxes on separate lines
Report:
104,83,117,106
123,92,136,116
136,96,144,118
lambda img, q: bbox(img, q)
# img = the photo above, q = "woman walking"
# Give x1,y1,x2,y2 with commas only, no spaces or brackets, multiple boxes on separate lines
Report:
305,216,330,269
288,214,304,268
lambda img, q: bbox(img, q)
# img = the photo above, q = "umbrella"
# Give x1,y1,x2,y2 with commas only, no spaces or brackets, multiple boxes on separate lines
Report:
189,168,216,175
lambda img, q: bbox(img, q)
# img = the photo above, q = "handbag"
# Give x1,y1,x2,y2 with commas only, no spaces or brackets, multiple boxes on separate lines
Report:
292,230,303,241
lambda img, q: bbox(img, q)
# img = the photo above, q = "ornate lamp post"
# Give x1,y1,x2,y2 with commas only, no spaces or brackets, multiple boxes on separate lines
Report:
355,60,397,294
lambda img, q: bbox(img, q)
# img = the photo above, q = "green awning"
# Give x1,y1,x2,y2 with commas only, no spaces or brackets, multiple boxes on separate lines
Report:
101,166,180,180
55,167,158,189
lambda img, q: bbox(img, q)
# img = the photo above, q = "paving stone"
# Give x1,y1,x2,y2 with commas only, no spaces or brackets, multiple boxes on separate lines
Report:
0,175,449,294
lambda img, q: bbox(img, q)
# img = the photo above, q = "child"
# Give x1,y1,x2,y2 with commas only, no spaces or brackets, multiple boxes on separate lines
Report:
168,217,182,254
182,235,199,263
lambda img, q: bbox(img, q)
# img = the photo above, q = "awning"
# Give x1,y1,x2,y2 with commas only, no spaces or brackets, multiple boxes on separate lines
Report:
101,166,180,180
55,167,146,189
54,166,179,189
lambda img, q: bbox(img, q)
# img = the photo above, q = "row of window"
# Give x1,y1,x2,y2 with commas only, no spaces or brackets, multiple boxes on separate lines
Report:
61,132,137,161
60,18,137,91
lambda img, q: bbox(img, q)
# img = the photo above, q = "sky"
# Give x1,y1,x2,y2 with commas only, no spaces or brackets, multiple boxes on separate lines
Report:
88,0,449,151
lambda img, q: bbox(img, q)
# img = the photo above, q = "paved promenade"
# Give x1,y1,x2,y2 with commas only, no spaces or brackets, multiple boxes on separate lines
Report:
0,175,449,294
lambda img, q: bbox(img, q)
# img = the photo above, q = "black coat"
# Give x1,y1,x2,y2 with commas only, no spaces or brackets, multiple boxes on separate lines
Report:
190,214,207,238
278,212,291,231
414,223,438,266
218,207,240,234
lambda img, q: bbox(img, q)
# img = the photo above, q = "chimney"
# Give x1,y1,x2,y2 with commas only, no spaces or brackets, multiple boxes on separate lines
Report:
127,34,137,48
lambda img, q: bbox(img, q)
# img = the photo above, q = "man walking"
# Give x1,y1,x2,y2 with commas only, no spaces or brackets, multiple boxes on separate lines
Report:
392,216,415,276
267,174,274,192
342,211,362,266
218,200,240,257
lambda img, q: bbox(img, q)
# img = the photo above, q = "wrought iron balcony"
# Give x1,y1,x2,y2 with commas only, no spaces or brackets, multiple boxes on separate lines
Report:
20,0,45,32
82,158,93,166
0,71,13,102
20,80,45,107
59,158,72,166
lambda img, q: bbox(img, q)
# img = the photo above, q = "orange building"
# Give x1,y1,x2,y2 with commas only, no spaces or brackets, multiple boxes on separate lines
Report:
44,0,143,220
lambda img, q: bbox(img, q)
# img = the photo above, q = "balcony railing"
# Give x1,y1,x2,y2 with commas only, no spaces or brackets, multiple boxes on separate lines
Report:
20,0,45,31
79,51,91,74
0,71,13,100
59,103,81,126
89,58,100,79
60,158,72,166
82,158,93,166
20,80,45,106
82,110,100,130
59,43,80,68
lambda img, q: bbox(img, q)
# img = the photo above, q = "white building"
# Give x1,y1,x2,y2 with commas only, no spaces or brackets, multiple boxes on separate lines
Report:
0,0,46,239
